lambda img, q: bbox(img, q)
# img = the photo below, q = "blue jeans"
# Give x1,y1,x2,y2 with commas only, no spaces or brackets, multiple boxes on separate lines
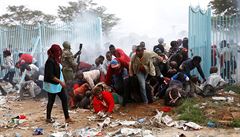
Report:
136,72,148,103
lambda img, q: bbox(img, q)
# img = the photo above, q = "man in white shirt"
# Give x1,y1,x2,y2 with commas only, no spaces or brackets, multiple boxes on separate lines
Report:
102,51,112,75
200,66,227,97
76,70,101,89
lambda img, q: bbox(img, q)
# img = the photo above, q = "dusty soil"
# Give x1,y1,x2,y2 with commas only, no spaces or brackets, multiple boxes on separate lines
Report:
0,94,240,137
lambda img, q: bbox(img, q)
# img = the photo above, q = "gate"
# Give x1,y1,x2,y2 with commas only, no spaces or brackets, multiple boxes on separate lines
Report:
188,6,212,78
0,17,102,78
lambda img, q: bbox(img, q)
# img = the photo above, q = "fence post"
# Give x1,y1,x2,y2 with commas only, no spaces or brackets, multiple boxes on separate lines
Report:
38,23,43,67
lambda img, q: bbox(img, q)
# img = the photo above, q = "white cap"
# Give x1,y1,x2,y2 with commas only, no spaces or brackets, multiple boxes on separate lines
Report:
158,38,164,44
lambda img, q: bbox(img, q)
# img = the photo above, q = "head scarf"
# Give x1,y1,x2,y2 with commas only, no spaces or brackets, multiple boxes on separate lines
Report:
47,44,62,64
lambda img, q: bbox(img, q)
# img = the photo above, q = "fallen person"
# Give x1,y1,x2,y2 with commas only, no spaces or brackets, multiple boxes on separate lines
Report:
19,80,41,99
164,78,183,106
200,66,227,97
92,85,115,116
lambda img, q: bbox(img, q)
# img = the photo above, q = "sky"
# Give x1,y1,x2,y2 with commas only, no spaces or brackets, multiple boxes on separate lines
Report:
0,0,211,43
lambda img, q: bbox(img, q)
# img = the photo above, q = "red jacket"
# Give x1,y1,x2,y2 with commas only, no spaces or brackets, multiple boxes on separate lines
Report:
105,58,129,85
92,91,114,113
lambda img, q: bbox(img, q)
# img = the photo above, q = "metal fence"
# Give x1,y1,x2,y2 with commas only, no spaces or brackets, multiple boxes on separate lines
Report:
189,6,240,83
211,15,240,83
0,17,102,78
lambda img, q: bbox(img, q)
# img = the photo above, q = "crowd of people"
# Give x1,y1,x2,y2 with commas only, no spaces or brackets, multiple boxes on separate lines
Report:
0,37,228,123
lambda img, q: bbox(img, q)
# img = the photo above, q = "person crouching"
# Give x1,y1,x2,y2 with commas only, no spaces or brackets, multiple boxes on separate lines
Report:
92,85,115,116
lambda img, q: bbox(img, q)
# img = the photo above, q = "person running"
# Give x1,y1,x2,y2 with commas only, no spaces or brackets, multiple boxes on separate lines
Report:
1,49,15,85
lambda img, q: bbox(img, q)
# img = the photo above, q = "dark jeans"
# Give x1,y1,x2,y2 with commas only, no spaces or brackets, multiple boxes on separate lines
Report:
3,71,15,84
47,89,69,120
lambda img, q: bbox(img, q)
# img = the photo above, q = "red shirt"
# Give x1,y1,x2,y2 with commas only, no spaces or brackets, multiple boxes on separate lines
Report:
92,91,114,113
105,58,129,85
19,54,33,64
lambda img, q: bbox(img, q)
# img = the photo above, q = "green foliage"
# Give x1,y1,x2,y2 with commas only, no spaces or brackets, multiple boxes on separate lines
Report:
0,5,56,26
224,85,240,94
230,119,240,127
175,99,206,124
57,0,120,34
210,0,239,16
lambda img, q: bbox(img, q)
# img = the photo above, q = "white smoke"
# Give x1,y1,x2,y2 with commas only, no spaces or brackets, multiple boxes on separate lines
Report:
44,12,103,65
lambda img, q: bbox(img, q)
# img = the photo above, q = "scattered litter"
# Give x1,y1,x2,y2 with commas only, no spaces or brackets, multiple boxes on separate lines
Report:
109,128,141,136
109,122,120,128
174,120,187,130
0,96,6,105
227,97,234,103
150,110,163,127
184,122,202,130
150,110,202,130
52,122,68,130
49,132,71,137
137,118,146,123
72,128,101,137
162,115,174,126
98,117,111,129
97,111,107,118
212,96,235,103
33,128,44,135
109,128,154,137
207,121,216,128
212,96,227,101
117,120,136,126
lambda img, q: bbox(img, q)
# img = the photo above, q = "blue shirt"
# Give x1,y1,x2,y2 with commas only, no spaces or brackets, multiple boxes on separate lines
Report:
43,64,64,93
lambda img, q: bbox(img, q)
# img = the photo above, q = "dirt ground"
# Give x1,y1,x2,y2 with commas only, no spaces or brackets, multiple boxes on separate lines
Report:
1,94,240,137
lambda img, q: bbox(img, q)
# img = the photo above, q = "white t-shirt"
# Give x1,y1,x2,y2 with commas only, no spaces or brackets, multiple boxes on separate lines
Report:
26,64,39,77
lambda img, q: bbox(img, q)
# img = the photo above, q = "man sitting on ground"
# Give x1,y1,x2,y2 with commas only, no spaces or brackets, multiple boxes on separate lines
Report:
200,66,227,97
